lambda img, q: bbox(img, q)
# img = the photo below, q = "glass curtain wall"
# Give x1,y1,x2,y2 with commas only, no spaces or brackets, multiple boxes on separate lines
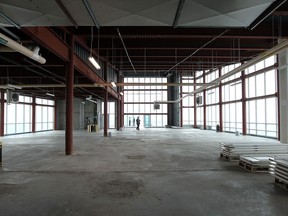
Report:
182,76,194,126
179,55,278,138
222,63,242,133
35,98,55,132
124,77,167,128
245,56,278,137
4,95,32,134
206,69,219,130
4,95,55,135
101,101,116,129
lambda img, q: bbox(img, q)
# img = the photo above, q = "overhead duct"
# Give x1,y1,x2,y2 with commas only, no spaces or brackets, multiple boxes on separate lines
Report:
0,32,46,64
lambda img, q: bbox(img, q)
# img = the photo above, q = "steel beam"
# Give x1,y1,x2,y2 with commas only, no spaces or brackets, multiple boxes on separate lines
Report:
23,27,69,61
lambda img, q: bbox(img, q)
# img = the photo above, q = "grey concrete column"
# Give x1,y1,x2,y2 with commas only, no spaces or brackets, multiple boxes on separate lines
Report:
167,73,179,127
278,48,288,144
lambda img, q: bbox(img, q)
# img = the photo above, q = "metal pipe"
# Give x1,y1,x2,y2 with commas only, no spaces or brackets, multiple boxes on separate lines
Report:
0,32,46,64
0,27,20,41
0,12,20,29
55,0,78,28
82,0,100,29
117,28,137,74
165,29,229,74
173,0,185,28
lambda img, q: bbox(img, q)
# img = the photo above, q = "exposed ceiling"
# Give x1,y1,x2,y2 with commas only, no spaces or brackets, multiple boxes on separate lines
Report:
0,0,287,99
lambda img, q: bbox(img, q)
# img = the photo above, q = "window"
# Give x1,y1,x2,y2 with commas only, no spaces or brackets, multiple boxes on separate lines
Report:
124,77,167,127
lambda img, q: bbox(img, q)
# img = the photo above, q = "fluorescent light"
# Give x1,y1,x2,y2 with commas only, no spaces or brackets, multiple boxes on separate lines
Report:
120,92,124,95
88,56,101,70
0,84,22,90
111,82,116,87
46,92,55,97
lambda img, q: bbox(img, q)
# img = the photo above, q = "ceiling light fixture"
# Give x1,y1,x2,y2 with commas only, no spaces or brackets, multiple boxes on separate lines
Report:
46,92,55,97
111,82,116,87
0,84,22,90
88,56,101,70
88,26,101,70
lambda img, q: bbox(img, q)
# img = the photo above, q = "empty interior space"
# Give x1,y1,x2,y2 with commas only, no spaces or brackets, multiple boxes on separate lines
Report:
1,0,288,215
1,128,288,216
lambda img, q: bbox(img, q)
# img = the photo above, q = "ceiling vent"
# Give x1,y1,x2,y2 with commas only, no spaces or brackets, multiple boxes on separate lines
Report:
6,90,19,104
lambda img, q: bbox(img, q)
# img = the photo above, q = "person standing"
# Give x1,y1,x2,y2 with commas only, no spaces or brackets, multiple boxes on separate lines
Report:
136,117,140,130
129,117,131,126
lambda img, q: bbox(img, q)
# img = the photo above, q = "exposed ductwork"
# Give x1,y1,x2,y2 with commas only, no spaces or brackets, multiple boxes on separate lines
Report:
0,32,46,64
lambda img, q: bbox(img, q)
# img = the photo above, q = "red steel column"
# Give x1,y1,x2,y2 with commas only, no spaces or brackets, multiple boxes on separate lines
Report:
65,34,74,155
241,68,247,135
277,60,281,141
32,96,36,133
117,72,121,130
117,96,121,130
103,62,108,137
104,87,108,137
203,71,206,130
180,75,183,127
0,91,5,136
54,100,57,130
121,76,124,128
219,67,223,132
193,75,197,128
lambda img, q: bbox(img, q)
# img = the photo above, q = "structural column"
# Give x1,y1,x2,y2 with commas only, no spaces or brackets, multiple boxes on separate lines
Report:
117,73,122,130
103,62,108,137
193,75,197,128
180,75,183,127
218,67,223,132
278,47,288,144
203,72,206,130
65,35,74,155
241,68,247,135
104,87,108,137
0,91,5,136
32,96,36,133
167,73,180,127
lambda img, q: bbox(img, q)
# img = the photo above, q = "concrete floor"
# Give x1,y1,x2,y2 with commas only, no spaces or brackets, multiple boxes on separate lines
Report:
0,128,288,216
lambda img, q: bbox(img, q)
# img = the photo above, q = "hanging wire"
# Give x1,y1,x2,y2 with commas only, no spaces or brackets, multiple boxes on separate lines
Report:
238,38,241,63
98,28,100,62
90,26,93,56
165,29,229,74
278,15,282,39
144,48,146,78
272,15,275,46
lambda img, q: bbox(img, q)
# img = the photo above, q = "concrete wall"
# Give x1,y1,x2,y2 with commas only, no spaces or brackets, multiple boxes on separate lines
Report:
56,98,97,130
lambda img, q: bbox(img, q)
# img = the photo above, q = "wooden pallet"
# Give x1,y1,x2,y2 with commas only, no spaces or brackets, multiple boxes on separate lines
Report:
220,153,239,161
238,160,269,172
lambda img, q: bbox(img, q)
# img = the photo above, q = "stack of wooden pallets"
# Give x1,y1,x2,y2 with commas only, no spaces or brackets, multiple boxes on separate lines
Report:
269,157,288,190
239,154,288,172
220,142,288,161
